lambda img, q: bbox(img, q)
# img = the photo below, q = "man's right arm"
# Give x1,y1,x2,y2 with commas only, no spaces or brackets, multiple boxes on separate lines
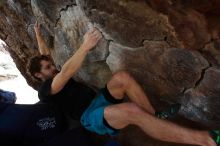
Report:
34,21,51,56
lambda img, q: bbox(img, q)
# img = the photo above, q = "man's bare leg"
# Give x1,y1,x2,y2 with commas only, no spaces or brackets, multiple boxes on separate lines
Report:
107,71,155,114
104,103,216,146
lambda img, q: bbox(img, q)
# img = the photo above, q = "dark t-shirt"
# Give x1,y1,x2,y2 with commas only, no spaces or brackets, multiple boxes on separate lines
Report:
0,103,64,146
0,103,94,146
38,78,97,120
39,127,93,146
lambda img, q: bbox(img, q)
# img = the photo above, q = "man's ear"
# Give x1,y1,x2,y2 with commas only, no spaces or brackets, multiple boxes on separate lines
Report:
34,72,42,79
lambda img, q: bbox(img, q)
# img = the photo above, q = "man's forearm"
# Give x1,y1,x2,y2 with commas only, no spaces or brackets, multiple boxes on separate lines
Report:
51,44,89,94
36,32,50,55
50,28,101,94
60,44,89,78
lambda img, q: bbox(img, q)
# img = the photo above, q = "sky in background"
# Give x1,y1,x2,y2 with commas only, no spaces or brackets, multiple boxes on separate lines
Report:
0,40,39,104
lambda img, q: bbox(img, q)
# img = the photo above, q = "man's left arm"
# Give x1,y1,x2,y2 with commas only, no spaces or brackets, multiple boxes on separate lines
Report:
50,28,102,95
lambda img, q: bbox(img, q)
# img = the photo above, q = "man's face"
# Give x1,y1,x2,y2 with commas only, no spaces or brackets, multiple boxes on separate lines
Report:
37,60,59,80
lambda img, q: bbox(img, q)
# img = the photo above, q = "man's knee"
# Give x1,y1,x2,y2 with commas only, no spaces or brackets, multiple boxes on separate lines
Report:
113,71,133,85
114,71,131,79
104,103,144,129
120,103,144,122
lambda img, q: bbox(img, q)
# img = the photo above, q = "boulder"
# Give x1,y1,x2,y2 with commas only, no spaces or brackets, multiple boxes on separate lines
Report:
0,0,220,145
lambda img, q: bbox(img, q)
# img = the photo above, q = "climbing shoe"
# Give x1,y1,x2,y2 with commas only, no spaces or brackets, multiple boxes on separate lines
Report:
155,103,181,119
210,130,220,146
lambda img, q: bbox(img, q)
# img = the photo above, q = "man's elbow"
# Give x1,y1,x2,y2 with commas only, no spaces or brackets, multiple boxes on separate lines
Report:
51,73,68,94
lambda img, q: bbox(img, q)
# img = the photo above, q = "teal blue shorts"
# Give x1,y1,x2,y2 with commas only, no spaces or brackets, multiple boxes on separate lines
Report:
80,88,122,136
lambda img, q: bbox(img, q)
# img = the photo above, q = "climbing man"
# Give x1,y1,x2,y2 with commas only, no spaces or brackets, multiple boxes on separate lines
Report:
27,21,220,146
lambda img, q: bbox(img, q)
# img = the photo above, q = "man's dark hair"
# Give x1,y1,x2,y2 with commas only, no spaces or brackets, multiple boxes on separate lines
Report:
27,55,51,80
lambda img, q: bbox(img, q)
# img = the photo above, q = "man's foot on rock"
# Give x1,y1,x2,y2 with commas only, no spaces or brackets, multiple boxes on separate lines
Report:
155,103,181,119
210,130,220,146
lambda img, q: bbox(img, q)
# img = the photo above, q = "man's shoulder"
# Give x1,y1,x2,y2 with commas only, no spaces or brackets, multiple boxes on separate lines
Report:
39,78,53,91
38,78,54,101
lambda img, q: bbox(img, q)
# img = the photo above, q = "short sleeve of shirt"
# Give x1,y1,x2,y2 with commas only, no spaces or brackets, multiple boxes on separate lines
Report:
38,79,53,102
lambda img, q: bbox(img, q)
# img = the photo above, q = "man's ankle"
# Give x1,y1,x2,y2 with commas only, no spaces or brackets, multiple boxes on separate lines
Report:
198,131,216,146
209,130,220,146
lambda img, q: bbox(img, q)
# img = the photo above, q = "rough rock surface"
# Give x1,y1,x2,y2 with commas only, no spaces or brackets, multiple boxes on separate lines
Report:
0,0,220,145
